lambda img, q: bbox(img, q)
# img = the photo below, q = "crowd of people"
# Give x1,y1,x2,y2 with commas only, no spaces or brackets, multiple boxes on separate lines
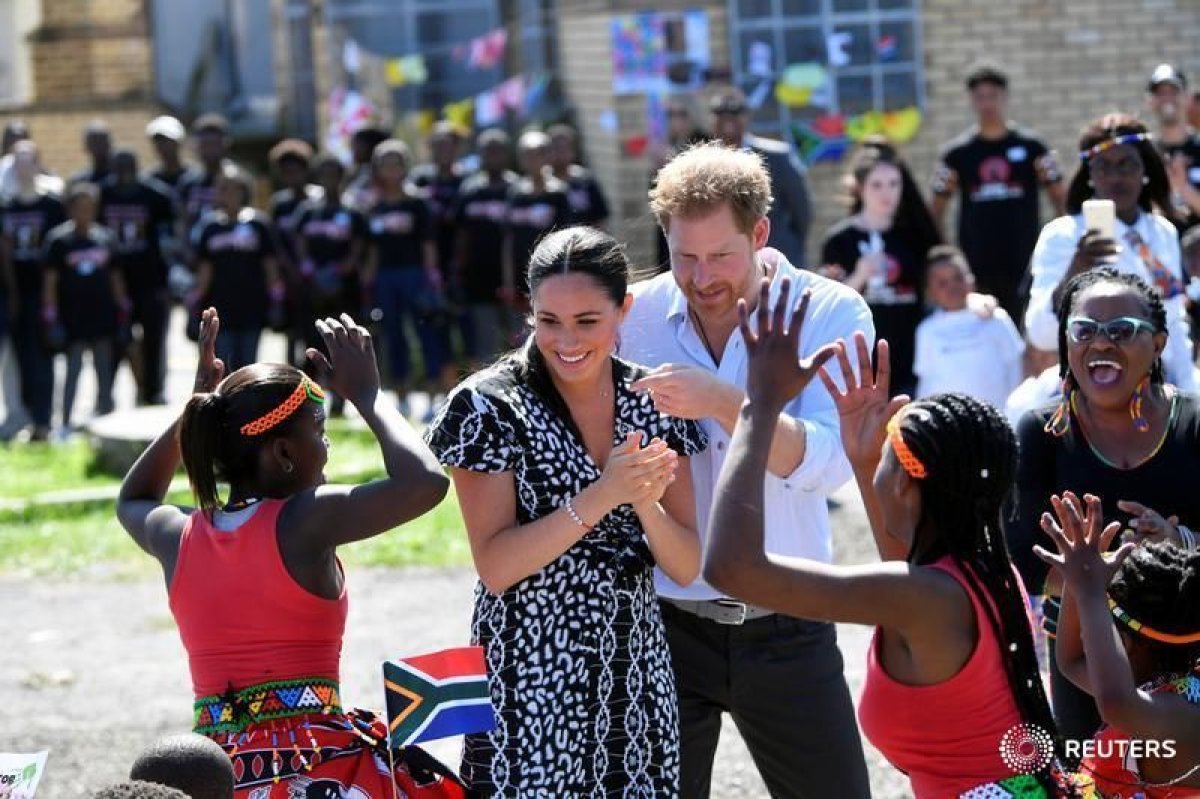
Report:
5,55,1200,799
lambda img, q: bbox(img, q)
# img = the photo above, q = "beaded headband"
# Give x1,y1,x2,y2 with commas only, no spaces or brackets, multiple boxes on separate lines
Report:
1108,596,1200,645
1079,132,1152,161
239,376,326,437
886,410,927,479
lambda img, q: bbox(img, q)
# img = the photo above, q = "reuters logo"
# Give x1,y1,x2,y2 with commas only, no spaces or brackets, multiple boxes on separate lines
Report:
999,723,1054,774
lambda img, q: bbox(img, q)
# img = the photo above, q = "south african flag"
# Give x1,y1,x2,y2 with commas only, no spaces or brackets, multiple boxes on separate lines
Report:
383,646,494,747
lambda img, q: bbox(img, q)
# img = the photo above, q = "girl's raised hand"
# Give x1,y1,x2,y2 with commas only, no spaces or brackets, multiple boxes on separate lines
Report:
193,307,225,393
1034,492,1133,594
817,331,908,471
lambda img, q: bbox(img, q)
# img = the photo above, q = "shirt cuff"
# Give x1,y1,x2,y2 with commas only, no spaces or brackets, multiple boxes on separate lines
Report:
776,419,848,493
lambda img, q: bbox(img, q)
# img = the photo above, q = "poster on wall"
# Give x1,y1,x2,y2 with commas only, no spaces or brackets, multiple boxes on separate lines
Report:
612,13,668,95
0,752,49,798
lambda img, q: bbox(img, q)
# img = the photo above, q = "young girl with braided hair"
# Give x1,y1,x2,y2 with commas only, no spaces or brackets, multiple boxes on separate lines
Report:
115,308,453,797
705,278,1085,797
1037,493,1200,796
1008,267,1200,748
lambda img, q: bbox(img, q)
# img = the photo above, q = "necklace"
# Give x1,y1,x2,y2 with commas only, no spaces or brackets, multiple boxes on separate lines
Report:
1071,390,1176,470
690,308,721,364
223,496,262,513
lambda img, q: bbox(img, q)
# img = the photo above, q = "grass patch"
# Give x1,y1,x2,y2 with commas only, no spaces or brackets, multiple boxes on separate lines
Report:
0,419,473,578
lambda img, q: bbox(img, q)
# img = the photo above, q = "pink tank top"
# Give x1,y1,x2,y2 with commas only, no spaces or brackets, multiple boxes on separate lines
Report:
168,499,349,697
857,556,1030,798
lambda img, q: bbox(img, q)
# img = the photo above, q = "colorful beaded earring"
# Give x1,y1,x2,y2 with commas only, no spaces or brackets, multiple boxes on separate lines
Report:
1129,374,1151,433
1044,375,1074,438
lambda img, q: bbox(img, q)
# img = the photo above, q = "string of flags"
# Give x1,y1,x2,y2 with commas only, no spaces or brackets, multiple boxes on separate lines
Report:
383,26,508,88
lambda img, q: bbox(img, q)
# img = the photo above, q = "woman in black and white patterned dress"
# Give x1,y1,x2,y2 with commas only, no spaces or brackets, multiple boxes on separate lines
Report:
426,227,705,797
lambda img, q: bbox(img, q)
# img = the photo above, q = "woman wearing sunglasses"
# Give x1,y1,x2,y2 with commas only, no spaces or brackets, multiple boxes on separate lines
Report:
1024,113,1195,391
1007,266,1200,753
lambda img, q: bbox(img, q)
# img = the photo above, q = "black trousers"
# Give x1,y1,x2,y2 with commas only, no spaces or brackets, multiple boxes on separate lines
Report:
660,600,871,799
130,287,169,404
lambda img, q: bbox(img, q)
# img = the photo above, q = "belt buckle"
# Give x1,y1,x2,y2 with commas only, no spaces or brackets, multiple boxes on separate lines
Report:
713,598,747,625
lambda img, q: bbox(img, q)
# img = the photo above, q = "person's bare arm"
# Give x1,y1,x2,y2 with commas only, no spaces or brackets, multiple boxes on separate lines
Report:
282,315,449,550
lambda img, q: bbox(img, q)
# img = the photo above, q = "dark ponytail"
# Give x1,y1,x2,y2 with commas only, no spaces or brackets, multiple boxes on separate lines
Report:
179,392,226,513
176,363,316,515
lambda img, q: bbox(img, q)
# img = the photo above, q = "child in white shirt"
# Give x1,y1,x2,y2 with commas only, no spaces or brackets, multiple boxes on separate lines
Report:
913,245,1025,409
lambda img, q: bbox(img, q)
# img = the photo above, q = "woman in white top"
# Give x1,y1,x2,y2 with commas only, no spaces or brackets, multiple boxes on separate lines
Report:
1025,113,1195,391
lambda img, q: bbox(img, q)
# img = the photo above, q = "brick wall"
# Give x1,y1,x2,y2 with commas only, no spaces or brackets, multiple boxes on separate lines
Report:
30,0,151,104
14,106,161,178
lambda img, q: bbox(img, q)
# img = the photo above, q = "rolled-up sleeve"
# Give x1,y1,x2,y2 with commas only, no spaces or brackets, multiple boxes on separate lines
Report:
779,291,875,494
1024,216,1078,351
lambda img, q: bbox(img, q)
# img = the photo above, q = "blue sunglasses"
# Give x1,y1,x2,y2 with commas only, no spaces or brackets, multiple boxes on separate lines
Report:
1066,315,1157,344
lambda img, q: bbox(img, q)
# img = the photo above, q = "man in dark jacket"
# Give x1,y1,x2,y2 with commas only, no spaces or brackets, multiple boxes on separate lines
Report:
710,88,812,266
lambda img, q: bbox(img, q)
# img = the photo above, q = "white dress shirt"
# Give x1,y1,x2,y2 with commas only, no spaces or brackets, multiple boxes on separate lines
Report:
620,253,876,601
1024,211,1195,391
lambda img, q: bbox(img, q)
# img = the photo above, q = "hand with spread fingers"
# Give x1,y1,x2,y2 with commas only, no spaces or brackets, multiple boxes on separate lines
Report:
1115,499,1184,548
736,276,840,411
817,331,909,472
306,313,381,408
192,306,226,394
1034,491,1134,595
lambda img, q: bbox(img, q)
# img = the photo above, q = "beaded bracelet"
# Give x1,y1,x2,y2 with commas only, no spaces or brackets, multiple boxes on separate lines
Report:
565,497,592,531
1178,524,1196,552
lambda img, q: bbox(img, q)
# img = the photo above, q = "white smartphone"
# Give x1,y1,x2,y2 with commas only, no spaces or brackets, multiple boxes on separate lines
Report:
1082,198,1116,240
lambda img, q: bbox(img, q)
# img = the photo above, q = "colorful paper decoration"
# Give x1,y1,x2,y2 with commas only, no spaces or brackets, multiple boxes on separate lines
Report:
876,34,898,61
881,106,922,143
792,118,850,165
468,29,507,70
826,31,852,67
612,14,667,94
385,55,428,87
846,110,883,141
443,97,475,132
623,135,649,157
774,63,830,108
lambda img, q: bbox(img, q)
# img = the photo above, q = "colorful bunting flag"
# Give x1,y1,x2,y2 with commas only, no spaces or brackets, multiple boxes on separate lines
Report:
386,55,428,87
384,647,493,747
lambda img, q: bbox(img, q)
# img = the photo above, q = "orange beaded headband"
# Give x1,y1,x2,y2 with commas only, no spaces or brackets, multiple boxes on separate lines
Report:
1108,596,1200,645
239,376,326,437
887,410,927,479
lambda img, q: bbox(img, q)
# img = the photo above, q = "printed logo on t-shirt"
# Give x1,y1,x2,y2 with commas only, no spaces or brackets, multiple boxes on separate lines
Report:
1006,146,1027,162
863,253,916,305
568,188,591,213
510,203,555,228
67,246,109,275
303,216,352,240
465,199,508,222
104,205,149,252
186,185,218,217
970,155,1026,202
208,223,261,252
4,213,46,259
370,210,415,234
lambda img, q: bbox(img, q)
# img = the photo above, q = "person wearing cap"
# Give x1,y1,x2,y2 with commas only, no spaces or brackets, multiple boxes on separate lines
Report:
67,120,113,186
930,62,1065,323
1147,63,1200,230
709,87,812,267
145,115,191,196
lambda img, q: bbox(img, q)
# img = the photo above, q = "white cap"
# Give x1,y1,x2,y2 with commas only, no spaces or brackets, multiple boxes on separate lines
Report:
145,115,185,142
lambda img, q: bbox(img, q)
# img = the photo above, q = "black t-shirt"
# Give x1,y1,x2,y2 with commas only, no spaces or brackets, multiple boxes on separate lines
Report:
178,168,221,233
1006,394,1200,593
146,165,191,195
68,165,111,187
295,201,369,267
100,179,176,292
933,127,1057,297
1,193,67,298
194,209,276,330
43,222,118,340
506,177,572,290
410,165,464,271
269,185,322,264
1160,132,1200,231
455,171,516,303
559,165,611,227
821,218,925,395
368,196,433,269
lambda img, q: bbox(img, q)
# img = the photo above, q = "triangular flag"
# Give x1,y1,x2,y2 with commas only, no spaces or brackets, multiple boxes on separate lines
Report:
383,646,494,747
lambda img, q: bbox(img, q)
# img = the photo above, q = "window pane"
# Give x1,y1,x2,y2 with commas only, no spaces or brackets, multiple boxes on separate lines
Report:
778,0,821,13
830,0,869,12
876,20,915,63
782,25,823,64
882,71,918,109
837,74,872,114
837,24,873,66
878,0,915,9
737,0,775,18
